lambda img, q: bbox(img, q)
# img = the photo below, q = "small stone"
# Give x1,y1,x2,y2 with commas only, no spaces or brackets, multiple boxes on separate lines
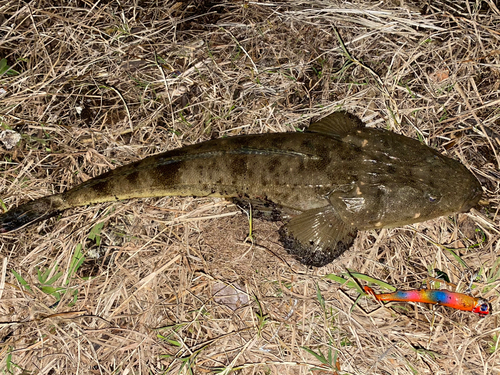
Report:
0,129,21,149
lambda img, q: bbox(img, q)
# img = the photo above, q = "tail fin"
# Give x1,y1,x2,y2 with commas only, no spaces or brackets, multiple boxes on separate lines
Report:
363,286,377,298
0,194,66,233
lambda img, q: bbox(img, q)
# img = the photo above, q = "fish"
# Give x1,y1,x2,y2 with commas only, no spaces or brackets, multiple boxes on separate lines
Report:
0,112,483,267
363,285,490,316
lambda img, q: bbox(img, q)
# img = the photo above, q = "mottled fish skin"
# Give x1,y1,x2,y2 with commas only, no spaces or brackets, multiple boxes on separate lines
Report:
0,112,483,266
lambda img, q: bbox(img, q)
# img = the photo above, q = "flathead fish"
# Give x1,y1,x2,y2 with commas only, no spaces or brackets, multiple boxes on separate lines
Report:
0,112,482,266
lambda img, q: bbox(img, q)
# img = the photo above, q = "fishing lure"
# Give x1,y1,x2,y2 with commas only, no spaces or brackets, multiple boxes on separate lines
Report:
364,286,490,316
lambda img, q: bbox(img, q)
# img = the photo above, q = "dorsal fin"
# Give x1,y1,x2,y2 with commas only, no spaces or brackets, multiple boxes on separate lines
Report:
307,111,365,137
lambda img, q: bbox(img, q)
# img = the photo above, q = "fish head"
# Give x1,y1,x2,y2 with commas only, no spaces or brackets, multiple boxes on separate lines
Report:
379,152,482,226
330,132,483,229
472,299,491,316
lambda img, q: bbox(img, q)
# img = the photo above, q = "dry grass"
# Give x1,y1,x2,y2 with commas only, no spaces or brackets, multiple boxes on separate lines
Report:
0,0,500,374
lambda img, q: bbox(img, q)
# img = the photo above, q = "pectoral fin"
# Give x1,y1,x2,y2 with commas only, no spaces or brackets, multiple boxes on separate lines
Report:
279,206,357,267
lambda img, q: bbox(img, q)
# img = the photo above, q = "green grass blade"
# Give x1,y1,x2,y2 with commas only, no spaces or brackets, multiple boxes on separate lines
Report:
324,274,358,289
87,222,105,246
347,271,396,291
67,243,85,284
12,270,32,292
301,346,329,366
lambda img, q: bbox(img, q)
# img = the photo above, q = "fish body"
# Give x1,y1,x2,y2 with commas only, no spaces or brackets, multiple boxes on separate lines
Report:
364,286,490,316
0,112,482,266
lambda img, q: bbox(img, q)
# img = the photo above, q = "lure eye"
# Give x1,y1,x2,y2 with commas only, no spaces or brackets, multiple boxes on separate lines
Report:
480,304,490,313
473,301,490,316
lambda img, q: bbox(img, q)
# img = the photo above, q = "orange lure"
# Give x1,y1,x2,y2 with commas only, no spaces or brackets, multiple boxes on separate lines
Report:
364,286,490,316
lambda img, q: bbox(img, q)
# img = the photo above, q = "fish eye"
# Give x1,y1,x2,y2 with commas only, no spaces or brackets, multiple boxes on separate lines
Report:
423,189,441,203
426,193,440,203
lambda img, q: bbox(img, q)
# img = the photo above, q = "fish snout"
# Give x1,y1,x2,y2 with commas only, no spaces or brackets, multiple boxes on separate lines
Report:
460,182,483,212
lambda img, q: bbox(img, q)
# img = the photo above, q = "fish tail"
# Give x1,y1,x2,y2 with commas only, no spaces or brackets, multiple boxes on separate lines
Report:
363,286,378,299
0,194,67,233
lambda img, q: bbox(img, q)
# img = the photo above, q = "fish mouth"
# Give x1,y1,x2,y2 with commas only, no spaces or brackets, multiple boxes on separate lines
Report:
460,183,483,212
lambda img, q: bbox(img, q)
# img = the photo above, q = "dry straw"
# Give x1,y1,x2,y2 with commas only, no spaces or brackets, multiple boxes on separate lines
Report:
0,0,499,374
